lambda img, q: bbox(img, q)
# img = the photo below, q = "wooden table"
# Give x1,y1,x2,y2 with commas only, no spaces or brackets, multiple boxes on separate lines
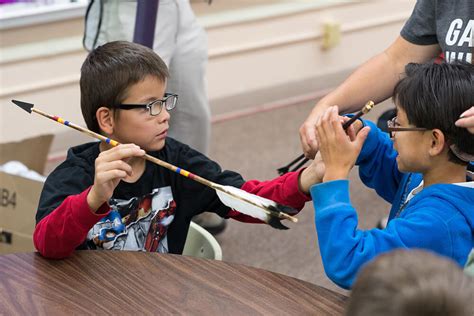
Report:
0,251,347,315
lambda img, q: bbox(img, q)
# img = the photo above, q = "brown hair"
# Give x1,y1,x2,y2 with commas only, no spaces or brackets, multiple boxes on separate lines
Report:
80,41,169,133
393,61,474,165
346,249,474,316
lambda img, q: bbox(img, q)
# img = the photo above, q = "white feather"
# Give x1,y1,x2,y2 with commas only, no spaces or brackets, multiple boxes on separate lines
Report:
216,185,276,222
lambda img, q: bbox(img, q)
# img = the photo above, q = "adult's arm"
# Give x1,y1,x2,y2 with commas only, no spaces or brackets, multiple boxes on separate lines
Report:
300,36,440,158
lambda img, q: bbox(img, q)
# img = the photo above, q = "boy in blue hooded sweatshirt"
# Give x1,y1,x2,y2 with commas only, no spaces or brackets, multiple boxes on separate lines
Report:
310,61,474,289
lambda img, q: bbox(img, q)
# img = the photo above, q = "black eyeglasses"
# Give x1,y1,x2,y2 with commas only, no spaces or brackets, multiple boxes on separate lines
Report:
114,93,178,116
387,117,427,138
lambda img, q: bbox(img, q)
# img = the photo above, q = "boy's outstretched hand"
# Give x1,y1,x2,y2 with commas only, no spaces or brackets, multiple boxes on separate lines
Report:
87,144,146,212
298,152,326,194
316,106,370,182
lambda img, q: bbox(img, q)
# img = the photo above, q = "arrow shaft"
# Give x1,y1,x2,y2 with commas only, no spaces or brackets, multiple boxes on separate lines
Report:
31,107,297,222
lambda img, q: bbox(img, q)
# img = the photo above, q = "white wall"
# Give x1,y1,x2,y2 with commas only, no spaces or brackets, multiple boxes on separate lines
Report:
0,0,415,146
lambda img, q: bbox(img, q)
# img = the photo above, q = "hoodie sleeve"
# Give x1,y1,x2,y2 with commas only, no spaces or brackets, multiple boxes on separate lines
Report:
356,119,404,203
311,180,452,289
34,155,108,259
33,187,110,259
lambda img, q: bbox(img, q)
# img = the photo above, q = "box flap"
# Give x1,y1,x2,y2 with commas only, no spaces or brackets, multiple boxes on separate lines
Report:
0,134,54,174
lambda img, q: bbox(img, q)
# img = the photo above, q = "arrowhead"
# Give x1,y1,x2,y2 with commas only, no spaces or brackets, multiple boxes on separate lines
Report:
12,100,34,113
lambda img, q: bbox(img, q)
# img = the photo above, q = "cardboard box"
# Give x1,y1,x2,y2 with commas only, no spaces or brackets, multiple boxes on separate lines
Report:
0,134,53,254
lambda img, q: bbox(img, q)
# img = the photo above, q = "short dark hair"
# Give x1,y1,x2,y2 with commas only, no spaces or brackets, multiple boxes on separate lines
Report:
346,249,474,316
80,41,169,133
393,61,474,165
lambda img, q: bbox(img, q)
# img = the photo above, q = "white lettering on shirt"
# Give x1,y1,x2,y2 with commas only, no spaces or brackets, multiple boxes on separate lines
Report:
446,19,474,47
457,20,473,47
446,51,472,63
446,19,464,46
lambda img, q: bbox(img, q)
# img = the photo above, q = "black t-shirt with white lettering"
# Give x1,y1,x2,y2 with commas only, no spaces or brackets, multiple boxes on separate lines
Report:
401,0,473,63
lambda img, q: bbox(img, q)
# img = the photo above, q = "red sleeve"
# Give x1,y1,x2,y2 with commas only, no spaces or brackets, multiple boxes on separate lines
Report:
33,187,110,259
227,170,311,223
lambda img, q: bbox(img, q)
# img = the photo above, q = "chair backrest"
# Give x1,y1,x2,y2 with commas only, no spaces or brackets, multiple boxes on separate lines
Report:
183,221,222,260
464,249,474,277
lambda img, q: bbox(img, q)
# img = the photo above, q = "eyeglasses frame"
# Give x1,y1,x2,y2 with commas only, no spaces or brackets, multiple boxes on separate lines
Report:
114,93,178,116
387,116,428,138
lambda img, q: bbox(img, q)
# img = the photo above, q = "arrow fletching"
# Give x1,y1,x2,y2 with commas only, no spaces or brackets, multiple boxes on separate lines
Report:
215,185,298,230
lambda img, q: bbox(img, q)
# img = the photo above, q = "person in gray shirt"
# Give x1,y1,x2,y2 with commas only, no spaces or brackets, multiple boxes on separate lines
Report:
300,0,473,158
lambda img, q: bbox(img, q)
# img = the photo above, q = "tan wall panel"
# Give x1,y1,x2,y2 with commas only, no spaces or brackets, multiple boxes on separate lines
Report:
0,0,415,144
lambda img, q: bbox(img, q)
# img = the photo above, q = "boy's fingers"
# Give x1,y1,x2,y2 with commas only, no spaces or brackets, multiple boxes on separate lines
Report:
341,116,351,123
315,122,322,144
315,114,327,145
321,106,336,139
321,106,331,124
347,124,356,141
96,169,128,184
329,106,345,137
98,160,133,176
314,129,321,146
101,144,145,161
316,112,326,138
354,126,370,150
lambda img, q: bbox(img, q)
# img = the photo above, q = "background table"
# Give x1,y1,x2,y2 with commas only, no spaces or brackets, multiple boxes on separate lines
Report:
0,251,347,315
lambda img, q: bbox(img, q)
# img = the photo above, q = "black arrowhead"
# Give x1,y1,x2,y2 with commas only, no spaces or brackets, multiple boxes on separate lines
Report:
12,100,34,113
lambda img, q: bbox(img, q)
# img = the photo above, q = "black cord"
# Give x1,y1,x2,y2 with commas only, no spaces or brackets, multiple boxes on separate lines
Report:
288,157,309,173
82,0,103,51
277,154,306,175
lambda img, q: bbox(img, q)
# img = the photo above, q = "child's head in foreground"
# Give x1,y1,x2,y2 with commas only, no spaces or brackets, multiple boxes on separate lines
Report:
390,61,474,173
80,41,175,151
346,249,474,316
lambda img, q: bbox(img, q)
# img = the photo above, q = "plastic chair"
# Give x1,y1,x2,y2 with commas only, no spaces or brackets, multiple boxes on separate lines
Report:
464,249,474,277
183,221,222,260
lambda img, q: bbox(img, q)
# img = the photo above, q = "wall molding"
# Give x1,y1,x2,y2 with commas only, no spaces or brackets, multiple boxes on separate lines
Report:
0,1,87,30
201,1,344,30
0,74,79,99
0,11,408,98
0,36,85,66
209,12,408,59
1,2,411,64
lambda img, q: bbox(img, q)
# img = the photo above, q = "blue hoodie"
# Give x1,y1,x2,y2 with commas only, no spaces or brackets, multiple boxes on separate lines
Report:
310,119,474,289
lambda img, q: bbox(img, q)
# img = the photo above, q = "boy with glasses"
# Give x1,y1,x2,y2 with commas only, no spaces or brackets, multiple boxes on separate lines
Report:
310,61,474,289
34,41,323,258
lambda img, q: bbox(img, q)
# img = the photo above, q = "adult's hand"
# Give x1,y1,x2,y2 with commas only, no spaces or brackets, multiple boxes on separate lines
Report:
299,104,330,159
